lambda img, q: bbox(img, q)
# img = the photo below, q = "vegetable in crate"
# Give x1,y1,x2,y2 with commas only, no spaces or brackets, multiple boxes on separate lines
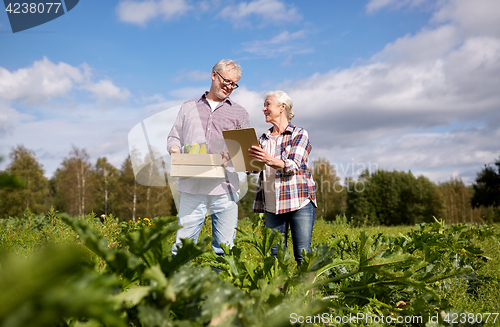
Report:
188,143,200,154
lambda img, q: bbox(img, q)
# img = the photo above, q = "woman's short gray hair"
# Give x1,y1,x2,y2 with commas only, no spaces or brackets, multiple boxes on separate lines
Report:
212,59,242,80
266,90,295,121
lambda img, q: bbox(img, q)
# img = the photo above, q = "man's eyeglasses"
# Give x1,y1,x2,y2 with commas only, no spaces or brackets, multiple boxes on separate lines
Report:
215,71,239,89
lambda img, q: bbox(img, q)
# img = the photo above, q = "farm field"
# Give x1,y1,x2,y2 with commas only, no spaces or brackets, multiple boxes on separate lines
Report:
0,210,499,327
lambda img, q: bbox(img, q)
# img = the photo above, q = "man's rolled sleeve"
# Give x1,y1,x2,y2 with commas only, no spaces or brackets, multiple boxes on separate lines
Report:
166,109,184,154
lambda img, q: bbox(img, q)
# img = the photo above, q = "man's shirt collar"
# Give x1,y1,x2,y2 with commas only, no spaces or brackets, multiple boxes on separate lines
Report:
199,91,233,106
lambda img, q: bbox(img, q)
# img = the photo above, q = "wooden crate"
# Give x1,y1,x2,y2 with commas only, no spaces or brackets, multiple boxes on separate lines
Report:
170,153,225,178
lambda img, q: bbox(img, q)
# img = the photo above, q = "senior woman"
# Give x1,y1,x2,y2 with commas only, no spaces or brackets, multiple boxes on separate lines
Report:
248,90,317,265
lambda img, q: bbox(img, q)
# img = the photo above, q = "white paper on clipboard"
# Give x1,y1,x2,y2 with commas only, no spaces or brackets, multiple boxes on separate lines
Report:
222,128,266,172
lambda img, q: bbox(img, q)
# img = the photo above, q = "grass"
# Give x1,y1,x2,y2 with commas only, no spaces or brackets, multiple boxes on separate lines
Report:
1,212,499,326
210,214,500,324
442,224,500,318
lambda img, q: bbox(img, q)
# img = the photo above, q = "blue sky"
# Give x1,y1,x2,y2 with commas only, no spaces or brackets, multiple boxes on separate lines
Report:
1,0,499,185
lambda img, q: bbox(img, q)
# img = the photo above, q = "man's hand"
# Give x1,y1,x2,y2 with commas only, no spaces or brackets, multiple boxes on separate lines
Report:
170,145,181,154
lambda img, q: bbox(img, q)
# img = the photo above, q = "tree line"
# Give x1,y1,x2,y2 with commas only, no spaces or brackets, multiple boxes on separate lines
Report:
311,157,500,225
1,145,499,225
0,145,176,221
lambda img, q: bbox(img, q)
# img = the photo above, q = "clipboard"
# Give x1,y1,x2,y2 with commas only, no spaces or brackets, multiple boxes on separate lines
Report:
222,128,266,172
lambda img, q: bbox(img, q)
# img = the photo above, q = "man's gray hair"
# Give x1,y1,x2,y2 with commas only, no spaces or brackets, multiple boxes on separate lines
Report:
212,59,242,80
266,90,295,121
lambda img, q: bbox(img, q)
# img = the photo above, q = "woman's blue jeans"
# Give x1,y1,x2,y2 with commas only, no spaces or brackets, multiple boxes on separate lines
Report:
264,201,316,263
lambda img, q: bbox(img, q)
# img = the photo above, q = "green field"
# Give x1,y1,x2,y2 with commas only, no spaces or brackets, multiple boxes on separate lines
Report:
1,210,499,326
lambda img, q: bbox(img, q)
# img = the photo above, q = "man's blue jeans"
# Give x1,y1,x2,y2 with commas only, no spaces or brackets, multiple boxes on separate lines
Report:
264,201,316,263
171,192,239,256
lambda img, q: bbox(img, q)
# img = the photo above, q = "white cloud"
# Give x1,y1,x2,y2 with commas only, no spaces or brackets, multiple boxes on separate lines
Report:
116,0,193,26
308,130,499,185
377,128,499,171
105,0,500,185
220,0,301,27
372,25,462,64
82,79,131,102
366,0,395,13
141,93,166,103
432,0,500,37
198,1,211,12
0,57,84,104
184,70,210,81
227,33,500,173
331,126,500,184
143,99,184,116
173,70,210,83
367,0,500,37
285,36,500,151
235,1,500,184
243,30,312,58
0,103,34,137
117,1,157,26
3,0,499,186
229,86,266,129
443,36,500,102
366,0,435,14
167,86,208,100
269,30,306,43
0,57,131,104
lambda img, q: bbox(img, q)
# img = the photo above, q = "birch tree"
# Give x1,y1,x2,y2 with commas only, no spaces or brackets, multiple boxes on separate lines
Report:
116,155,142,221
93,157,118,215
54,146,94,216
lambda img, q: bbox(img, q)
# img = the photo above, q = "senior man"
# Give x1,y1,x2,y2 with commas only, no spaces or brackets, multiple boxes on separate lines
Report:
167,59,250,256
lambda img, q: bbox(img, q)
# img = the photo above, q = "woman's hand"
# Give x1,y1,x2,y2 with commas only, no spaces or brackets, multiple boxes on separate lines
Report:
220,151,230,167
248,146,285,169
248,145,271,163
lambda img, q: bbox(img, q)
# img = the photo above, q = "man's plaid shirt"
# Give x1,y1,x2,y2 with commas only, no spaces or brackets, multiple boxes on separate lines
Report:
253,123,317,214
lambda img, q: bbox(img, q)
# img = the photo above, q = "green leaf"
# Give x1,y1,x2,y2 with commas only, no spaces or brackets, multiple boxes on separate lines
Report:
113,286,151,307
143,265,168,288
